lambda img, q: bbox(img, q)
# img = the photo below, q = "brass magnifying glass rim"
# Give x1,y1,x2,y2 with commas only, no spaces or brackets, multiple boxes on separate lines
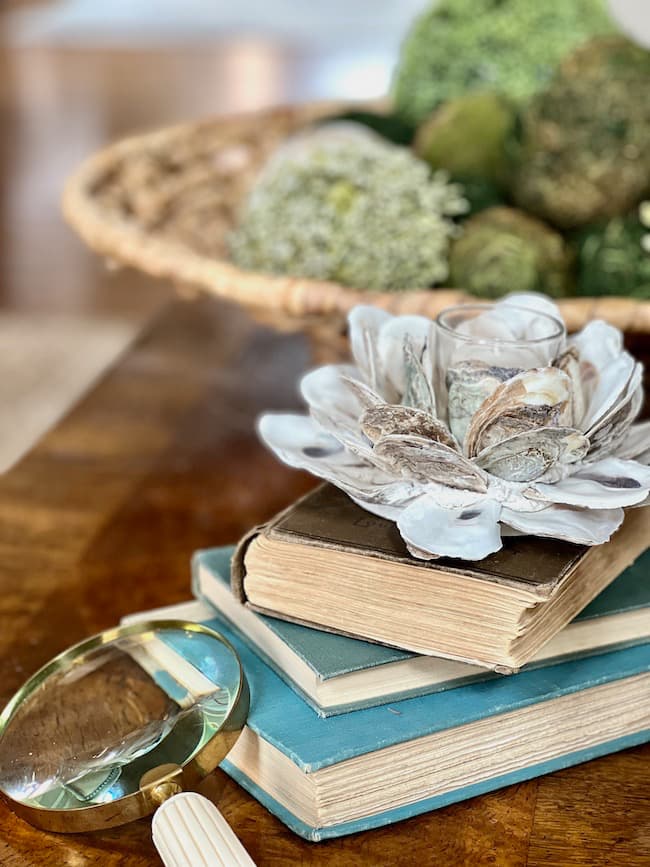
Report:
0,619,250,833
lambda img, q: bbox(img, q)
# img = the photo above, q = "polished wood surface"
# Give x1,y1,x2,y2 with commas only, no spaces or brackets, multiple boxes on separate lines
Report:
0,296,648,866
0,30,648,867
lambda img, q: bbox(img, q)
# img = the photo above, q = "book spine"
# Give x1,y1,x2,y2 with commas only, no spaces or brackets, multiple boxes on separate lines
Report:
231,525,263,603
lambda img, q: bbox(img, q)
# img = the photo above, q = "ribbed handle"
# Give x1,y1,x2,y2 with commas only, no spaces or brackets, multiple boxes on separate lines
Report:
152,792,256,867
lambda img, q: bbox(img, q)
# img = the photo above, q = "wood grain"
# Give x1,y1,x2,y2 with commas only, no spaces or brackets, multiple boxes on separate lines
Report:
0,296,648,866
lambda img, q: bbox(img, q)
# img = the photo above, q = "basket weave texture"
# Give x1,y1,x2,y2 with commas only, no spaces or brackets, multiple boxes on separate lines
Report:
63,103,650,335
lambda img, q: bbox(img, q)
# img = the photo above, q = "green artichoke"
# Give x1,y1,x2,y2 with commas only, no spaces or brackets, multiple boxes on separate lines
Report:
393,0,613,127
575,209,650,298
449,207,572,298
513,36,650,229
229,124,468,292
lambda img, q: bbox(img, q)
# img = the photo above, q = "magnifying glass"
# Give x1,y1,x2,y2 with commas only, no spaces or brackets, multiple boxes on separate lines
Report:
0,620,256,866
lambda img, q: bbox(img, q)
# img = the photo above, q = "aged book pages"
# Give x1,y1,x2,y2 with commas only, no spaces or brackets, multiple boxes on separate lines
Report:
233,485,650,669
227,673,650,829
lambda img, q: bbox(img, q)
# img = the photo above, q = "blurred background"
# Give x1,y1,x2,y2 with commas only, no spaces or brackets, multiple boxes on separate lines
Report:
0,0,648,473
0,0,428,473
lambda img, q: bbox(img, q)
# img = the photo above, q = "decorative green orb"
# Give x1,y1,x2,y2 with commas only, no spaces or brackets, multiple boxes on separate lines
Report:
513,36,650,229
393,0,614,127
414,92,516,189
449,207,572,298
575,211,650,298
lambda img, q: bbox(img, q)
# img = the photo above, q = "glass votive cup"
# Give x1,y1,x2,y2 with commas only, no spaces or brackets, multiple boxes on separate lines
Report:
434,303,566,442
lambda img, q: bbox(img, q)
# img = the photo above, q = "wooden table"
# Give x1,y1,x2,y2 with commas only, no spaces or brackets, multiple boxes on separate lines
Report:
0,296,648,867
0,30,649,867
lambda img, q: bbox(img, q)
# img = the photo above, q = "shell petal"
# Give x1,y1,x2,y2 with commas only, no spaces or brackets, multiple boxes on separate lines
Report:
348,496,405,522
475,427,589,483
258,414,420,506
531,457,650,508
581,353,636,434
348,306,392,396
300,364,361,422
259,412,351,467
338,374,385,410
501,504,624,545
499,293,562,323
446,360,522,447
374,433,488,492
569,320,634,431
615,420,650,463
301,365,383,464
465,367,571,458
554,346,586,429
402,337,437,416
361,404,456,449
377,314,435,399
420,482,488,510
570,320,624,370
398,496,503,561
586,363,643,457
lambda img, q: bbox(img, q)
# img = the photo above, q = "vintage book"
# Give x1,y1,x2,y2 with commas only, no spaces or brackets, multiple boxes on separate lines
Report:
233,484,650,671
122,604,650,842
194,545,650,716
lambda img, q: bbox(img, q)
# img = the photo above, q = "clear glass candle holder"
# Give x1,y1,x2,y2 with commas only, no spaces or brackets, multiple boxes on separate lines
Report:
434,303,566,437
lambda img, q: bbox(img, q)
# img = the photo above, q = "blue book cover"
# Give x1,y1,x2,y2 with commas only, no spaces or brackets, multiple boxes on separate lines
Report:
155,612,650,841
193,545,650,716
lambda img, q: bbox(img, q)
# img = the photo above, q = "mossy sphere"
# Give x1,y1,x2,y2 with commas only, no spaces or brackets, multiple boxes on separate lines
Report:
393,0,613,126
449,207,572,298
513,36,650,228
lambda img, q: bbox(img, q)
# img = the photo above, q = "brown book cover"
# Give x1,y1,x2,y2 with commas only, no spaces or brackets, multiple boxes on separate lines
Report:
232,483,589,601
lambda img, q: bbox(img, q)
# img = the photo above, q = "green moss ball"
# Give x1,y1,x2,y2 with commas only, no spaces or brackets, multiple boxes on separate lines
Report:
393,0,613,127
575,211,650,298
449,207,572,298
513,36,650,228
414,91,516,188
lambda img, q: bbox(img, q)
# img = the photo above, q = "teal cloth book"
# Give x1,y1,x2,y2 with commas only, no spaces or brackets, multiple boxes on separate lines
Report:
123,604,650,842
193,545,650,717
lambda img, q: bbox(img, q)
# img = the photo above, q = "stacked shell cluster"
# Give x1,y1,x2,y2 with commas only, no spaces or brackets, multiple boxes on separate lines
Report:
259,295,650,561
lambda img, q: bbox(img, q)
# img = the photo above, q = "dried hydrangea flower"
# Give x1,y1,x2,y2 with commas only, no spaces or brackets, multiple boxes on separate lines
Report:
259,294,650,561
229,123,467,291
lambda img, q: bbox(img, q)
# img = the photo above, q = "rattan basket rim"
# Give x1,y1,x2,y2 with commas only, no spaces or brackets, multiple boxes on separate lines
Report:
62,101,650,333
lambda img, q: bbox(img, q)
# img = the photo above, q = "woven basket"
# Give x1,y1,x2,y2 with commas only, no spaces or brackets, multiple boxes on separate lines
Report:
63,102,650,347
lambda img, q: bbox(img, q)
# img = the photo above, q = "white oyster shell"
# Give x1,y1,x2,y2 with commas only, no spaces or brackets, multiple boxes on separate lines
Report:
554,346,586,429
398,496,503,561
446,360,522,446
374,433,488,493
465,367,571,458
361,404,456,449
475,427,589,483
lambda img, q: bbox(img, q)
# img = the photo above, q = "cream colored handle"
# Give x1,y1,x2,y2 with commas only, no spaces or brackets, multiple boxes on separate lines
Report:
152,792,256,866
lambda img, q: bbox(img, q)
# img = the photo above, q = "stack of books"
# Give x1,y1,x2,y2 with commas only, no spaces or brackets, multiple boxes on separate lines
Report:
126,485,650,842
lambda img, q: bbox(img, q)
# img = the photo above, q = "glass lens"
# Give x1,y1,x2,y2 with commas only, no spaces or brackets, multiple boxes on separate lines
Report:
0,624,242,811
